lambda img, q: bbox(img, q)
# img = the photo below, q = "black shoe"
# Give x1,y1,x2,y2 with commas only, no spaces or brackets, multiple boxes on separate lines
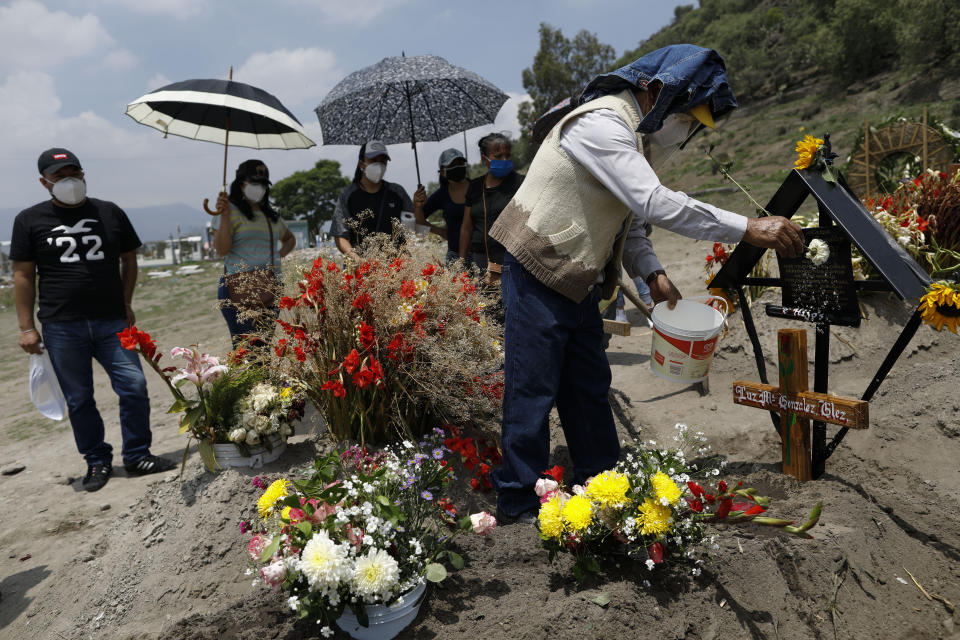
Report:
495,506,538,526
82,464,113,492
124,455,176,476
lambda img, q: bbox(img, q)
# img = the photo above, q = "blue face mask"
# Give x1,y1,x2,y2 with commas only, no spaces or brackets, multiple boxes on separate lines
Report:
487,158,513,178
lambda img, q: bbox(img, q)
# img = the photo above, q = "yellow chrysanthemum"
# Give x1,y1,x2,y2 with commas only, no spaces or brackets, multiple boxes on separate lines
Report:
638,498,673,538
651,471,683,505
538,496,564,539
281,506,292,521
257,478,291,518
279,386,292,399
920,283,960,333
585,470,631,508
794,134,824,170
561,494,594,531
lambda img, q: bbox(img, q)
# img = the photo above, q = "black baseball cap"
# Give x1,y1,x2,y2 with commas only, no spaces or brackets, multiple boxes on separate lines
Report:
235,159,270,184
38,148,82,175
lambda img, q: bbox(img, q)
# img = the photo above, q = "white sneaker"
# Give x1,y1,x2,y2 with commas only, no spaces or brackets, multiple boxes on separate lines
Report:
615,308,627,323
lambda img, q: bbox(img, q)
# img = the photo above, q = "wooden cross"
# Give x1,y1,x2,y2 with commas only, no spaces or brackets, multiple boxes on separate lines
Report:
732,329,869,481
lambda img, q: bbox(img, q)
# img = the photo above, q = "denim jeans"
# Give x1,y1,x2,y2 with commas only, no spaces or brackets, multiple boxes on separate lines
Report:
218,276,279,348
493,253,620,516
41,316,152,467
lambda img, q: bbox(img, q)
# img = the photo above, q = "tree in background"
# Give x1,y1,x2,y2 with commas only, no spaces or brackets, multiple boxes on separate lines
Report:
515,24,616,166
271,160,350,236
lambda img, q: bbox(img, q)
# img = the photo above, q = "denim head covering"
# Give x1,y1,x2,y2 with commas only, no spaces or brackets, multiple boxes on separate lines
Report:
579,44,738,134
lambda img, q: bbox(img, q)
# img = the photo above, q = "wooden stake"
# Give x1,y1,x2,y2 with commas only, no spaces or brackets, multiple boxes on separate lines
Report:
922,108,928,174
864,120,870,200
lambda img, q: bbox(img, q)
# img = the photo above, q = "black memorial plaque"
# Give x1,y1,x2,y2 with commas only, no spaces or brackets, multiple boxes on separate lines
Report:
773,227,861,327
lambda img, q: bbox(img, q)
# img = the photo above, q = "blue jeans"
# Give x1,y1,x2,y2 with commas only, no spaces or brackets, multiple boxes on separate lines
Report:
42,316,152,467
493,253,620,516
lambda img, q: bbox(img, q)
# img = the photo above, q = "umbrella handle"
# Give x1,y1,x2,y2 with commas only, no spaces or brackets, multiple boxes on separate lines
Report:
202,191,227,216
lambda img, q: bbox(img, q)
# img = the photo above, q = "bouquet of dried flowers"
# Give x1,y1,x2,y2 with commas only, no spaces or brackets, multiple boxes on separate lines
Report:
536,424,821,580
273,234,503,445
245,430,495,636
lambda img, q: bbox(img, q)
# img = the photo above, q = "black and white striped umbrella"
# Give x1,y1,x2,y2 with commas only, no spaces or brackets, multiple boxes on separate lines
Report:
126,78,315,150
315,54,509,183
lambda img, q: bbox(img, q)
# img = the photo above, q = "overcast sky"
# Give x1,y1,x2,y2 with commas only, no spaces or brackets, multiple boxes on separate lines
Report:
0,0,688,213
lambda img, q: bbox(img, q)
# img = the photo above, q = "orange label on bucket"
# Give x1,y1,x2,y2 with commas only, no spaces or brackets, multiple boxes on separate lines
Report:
650,323,719,383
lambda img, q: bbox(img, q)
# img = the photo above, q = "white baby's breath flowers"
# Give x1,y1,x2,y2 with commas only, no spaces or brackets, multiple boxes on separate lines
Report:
805,238,830,266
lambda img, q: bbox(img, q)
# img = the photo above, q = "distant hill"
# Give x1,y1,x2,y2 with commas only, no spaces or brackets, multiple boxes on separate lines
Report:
0,202,210,243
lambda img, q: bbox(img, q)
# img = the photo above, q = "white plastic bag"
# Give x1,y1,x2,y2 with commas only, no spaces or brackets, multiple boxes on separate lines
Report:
29,349,67,420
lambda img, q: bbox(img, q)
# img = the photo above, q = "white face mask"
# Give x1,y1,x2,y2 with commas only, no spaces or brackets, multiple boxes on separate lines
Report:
49,177,86,205
647,114,696,148
364,162,386,183
243,183,267,203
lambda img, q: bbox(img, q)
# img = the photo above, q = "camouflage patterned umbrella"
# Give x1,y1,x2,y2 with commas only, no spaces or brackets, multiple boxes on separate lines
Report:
315,54,509,184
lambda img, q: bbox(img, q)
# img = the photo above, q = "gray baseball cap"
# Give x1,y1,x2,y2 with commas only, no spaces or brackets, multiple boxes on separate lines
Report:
363,140,391,159
438,148,465,169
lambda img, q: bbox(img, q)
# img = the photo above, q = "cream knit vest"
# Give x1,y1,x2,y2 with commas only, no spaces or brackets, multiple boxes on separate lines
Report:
489,89,643,302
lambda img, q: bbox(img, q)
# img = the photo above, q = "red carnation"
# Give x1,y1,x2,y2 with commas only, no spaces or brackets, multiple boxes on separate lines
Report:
421,263,437,277
399,280,416,298
543,465,564,483
358,322,375,350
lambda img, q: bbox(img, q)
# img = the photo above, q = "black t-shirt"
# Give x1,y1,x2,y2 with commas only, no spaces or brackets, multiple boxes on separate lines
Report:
330,181,414,246
465,172,524,264
9,198,142,323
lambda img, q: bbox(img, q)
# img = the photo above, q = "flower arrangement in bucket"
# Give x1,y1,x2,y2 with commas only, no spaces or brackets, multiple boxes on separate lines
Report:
273,234,503,445
244,429,496,639
117,326,303,472
535,424,821,580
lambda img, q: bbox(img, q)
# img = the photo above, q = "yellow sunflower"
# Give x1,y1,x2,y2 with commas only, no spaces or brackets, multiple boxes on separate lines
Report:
794,135,824,170
920,282,960,334
257,478,291,518
638,498,674,538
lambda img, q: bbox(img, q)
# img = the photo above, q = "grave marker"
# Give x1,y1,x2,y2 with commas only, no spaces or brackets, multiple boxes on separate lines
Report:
732,329,868,481
709,135,930,478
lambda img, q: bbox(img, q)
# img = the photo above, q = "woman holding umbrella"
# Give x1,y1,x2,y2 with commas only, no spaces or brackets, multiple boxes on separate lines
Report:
459,133,524,283
213,160,295,346
330,140,427,260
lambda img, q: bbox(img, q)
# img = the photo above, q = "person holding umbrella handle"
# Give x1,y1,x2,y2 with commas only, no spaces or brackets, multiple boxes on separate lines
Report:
212,160,295,347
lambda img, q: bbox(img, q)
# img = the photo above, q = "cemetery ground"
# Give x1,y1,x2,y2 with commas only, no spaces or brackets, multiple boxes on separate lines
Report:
0,226,958,640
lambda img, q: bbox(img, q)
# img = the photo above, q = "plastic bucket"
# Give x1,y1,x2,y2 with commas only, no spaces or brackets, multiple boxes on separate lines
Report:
212,434,286,469
650,296,728,383
336,579,427,640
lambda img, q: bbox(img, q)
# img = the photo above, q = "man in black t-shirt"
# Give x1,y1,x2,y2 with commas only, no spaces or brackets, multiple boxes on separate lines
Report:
11,148,175,491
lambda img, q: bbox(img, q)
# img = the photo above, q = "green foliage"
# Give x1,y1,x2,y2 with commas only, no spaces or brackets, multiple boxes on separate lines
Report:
613,0,960,103
271,160,350,235
516,23,617,165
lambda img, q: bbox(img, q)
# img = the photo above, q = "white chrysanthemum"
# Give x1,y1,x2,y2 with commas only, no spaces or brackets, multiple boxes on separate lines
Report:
805,238,830,266
298,531,351,591
245,430,260,446
228,428,247,443
351,548,400,599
